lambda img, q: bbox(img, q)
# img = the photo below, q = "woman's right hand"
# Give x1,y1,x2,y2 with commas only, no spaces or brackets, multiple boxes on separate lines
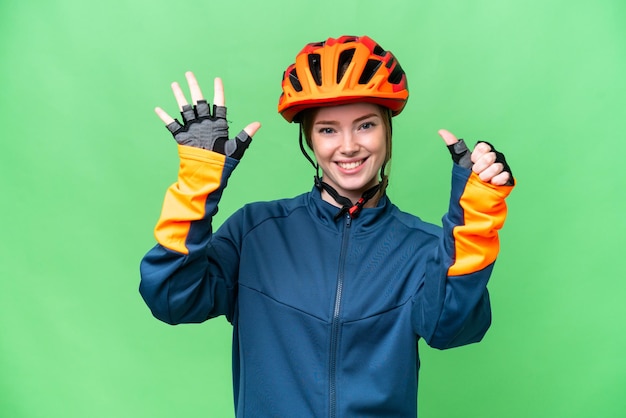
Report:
155,71,261,160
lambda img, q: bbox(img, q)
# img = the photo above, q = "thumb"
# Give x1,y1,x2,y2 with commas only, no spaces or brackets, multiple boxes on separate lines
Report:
438,129,459,146
439,129,473,169
244,121,262,138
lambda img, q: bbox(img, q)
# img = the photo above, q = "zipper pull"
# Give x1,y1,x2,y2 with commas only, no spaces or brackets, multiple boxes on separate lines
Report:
345,213,352,227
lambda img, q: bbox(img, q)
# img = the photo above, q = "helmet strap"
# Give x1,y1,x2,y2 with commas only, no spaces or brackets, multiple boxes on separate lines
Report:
323,181,382,221
298,125,318,171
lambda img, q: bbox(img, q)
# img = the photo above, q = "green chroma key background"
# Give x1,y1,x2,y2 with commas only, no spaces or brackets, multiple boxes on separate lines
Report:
1,0,625,416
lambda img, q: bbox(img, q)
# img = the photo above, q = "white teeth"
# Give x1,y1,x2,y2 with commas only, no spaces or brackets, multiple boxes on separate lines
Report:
338,160,363,170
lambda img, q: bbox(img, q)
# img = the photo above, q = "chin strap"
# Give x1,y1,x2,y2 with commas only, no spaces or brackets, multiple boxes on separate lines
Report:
299,126,382,220
319,178,381,220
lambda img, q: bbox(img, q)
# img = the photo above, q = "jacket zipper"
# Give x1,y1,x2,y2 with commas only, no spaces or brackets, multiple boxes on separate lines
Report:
329,214,352,418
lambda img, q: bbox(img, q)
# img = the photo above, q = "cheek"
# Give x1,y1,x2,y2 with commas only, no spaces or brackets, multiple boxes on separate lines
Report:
310,143,329,166
310,137,334,160
369,134,388,160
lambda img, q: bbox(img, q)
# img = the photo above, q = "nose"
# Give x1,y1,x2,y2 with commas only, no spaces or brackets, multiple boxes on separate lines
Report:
339,131,359,155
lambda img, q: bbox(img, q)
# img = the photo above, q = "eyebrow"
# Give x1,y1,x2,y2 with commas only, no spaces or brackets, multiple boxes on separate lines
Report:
314,113,381,125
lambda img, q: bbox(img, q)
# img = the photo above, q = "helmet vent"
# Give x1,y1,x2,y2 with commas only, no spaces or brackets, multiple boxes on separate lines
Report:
308,54,323,86
289,68,303,92
373,44,386,57
358,59,383,84
388,63,405,85
337,49,356,83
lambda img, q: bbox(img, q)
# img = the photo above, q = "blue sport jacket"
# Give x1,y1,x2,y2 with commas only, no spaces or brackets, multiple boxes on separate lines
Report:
140,145,513,417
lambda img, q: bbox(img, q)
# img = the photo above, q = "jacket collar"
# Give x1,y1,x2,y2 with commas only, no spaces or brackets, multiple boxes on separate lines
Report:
306,186,393,233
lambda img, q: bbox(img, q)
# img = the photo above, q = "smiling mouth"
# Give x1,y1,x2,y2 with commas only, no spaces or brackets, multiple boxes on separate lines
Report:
337,159,366,170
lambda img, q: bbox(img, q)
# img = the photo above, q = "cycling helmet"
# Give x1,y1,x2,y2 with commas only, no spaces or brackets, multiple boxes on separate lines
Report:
278,35,409,123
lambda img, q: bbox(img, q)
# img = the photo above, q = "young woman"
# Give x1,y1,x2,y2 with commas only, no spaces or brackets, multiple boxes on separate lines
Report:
140,35,514,417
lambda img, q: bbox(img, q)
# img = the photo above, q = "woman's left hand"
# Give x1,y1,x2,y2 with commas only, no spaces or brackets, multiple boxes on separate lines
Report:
438,129,513,186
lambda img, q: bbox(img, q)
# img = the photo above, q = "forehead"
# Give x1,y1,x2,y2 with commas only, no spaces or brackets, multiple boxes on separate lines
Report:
314,102,383,122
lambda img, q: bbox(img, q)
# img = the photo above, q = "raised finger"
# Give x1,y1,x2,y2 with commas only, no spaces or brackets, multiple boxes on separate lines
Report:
185,71,205,104
171,82,189,110
244,121,262,138
213,77,225,107
437,129,459,146
155,106,175,125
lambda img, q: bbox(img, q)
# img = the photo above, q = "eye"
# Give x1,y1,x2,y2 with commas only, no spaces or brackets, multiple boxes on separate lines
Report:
317,127,336,135
359,121,376,130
